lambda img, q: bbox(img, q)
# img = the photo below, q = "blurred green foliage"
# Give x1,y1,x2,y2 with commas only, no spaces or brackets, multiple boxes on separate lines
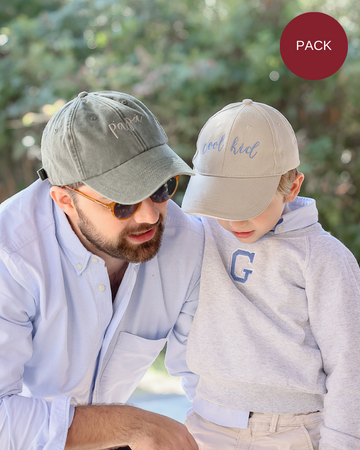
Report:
1,0,360,259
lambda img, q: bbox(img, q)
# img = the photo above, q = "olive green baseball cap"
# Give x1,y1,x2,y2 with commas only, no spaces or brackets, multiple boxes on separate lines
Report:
38,90,194,204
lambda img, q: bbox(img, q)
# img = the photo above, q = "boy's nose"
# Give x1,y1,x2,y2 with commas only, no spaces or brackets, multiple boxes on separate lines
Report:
228,220,249,231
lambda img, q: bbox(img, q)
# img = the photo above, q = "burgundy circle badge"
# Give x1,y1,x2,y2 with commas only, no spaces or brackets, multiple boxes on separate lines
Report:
280,12,348,80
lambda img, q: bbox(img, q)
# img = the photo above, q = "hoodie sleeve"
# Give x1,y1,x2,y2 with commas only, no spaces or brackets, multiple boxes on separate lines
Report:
305,233,360,450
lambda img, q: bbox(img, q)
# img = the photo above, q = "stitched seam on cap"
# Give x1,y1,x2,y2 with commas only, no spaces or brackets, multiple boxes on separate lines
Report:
193,171,282,179
83,143,171,183
68,99,85,179
220,103,247,175
88,156,177,194
252,102,276,174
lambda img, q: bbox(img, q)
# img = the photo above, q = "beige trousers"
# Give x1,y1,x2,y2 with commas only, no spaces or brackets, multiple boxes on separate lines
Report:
185,410,323,450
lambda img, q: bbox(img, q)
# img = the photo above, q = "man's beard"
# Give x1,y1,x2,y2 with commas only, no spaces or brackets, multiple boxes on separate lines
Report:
75,206,165,263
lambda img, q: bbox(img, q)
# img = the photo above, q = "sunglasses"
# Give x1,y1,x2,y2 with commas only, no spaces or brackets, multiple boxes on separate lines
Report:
65,176,180,220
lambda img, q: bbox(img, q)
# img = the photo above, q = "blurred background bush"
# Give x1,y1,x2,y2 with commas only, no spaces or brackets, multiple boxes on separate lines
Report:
1,0,360,259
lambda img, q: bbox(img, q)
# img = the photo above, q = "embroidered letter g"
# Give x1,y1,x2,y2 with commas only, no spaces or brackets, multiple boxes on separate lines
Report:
230,250,255,284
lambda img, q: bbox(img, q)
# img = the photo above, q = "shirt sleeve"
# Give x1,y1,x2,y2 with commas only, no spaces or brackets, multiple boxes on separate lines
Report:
305,235,360,450
0,257,74,450
164,228,204,402
165,286,200,401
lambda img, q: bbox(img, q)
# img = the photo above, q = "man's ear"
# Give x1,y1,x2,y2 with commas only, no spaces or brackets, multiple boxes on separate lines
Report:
286,173,305,203
50,186,78,218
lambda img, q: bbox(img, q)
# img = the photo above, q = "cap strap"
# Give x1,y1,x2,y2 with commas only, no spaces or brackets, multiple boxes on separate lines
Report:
37,168,49,181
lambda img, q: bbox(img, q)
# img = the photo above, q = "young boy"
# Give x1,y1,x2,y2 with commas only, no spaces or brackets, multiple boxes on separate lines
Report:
181,99,360,450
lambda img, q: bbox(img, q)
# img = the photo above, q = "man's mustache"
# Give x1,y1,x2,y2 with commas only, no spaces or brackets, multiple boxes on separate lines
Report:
126,215,163,235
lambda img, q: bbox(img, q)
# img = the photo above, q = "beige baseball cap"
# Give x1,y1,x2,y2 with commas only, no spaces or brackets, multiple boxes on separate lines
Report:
181,99,300,221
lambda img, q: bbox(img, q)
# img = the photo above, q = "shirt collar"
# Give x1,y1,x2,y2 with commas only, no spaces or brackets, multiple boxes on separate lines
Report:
53,200,95,274
273,196,318,234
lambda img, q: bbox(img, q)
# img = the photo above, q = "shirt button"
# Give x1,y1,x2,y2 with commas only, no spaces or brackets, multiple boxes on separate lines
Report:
76,264,83,270
98,284,106,292
91,257,99,263
277,225,284,232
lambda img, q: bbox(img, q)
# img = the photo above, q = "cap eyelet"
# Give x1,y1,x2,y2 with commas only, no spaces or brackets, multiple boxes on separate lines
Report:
121,100,128,105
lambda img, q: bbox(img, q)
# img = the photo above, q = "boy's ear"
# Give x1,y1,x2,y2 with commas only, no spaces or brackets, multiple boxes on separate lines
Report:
50,186,78,218
286,173,305,203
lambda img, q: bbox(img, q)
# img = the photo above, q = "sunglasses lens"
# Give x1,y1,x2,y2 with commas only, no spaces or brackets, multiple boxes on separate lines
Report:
113,203,140,220
151,177,178,203
111,177,178,220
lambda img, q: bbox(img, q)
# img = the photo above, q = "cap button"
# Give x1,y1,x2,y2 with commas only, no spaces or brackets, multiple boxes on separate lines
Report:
242,99,253,104
78,91,88,98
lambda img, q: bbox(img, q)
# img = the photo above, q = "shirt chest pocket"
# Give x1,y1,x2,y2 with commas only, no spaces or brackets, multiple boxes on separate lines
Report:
94,331,167,404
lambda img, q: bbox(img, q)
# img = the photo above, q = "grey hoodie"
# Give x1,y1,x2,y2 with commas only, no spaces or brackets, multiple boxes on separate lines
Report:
186,196,360,450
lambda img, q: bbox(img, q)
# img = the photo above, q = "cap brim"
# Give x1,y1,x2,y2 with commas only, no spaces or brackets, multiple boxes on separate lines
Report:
182,172,281,221
84,143,194,204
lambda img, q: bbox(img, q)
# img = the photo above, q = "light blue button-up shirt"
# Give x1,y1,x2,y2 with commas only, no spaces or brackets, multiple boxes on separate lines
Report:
0,180,203,450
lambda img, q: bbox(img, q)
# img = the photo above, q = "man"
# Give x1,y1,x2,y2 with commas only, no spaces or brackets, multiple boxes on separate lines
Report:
0,91,203,449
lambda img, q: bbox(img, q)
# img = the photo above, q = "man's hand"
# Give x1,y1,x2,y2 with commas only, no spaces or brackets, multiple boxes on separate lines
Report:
129,408,198,450
65,404,198,450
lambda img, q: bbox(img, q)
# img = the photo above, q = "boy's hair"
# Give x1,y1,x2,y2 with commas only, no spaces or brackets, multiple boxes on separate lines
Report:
277,168,298,199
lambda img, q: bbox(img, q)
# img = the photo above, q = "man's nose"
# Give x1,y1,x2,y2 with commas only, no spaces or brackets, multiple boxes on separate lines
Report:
133,197,160,224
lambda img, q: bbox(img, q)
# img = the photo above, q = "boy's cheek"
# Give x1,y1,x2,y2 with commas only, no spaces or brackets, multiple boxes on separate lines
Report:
216,219,232,233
